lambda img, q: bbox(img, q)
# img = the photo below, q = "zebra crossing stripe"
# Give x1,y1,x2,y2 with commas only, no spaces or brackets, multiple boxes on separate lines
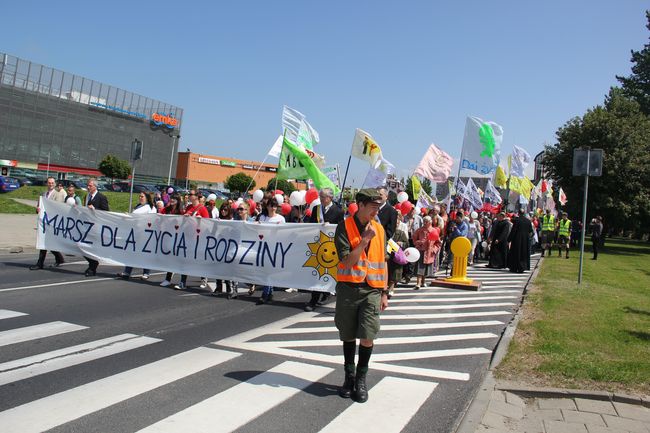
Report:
0,310,27,320
0,321,88,347
318,376,437,433
269,332,497,347
389,289,520,296
323,302,515,311
0,347,241,433
370,347,492,362
388,295,517,303
137,361,333,433
305,310,513,322
267,320,503,334
0,334,161,386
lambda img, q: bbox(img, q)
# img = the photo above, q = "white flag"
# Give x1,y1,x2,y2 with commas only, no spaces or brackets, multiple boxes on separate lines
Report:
510,145,531,178
484,180,503,204
351,128,383,165
559,187,568,206
465,178,483,210
454,178,468,199
282,105,319,150
267,135,283,158
363,165,388,188
459,116,503,178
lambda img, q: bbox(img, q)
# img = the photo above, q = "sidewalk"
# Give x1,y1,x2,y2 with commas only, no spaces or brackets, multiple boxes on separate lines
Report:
458,257,650,433
0,211,38,254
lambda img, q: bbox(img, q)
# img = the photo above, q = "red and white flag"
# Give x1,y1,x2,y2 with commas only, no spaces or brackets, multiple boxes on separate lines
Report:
414,143,454,182
558,187,567,205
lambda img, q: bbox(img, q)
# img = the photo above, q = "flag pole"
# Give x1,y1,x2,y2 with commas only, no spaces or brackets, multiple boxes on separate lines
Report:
244,153,270,198
338,154,352,204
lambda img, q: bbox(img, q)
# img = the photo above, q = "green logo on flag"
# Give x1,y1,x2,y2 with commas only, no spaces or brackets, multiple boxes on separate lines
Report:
479,123,496,158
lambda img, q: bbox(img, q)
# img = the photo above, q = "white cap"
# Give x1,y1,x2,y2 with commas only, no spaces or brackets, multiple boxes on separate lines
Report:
207,193,217,202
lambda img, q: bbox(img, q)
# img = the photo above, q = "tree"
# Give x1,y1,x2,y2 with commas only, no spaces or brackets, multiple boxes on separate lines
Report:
617,11,650,115
265,177,296,194
544,89,650,237
225,172,255,195
405,176,433,203
98,154,130,182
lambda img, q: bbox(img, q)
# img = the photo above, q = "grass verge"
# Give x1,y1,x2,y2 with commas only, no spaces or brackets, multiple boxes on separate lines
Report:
0,195,38,213
2,187,139,213
496,238,650,397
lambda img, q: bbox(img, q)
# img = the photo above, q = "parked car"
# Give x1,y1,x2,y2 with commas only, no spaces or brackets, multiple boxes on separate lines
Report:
0,176,21,193
132,184,158,194
59,179,87,191
16,177,33,187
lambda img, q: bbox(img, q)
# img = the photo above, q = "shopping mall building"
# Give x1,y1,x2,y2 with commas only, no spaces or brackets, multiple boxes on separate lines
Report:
0,52,183,182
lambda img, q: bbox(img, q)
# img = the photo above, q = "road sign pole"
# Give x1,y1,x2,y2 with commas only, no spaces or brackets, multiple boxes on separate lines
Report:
578,150,590,284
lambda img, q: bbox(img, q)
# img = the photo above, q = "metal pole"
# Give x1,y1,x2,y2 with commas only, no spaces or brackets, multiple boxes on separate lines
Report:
128,162,136,213
578,150,590,284
46,152,50,178
338,155,352,203
167,134,177,186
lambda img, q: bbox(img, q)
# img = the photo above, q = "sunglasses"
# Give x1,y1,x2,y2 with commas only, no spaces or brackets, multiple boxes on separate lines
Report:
237,207,246,211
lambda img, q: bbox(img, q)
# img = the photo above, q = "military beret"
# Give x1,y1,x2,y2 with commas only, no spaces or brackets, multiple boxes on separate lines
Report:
355,188,382,204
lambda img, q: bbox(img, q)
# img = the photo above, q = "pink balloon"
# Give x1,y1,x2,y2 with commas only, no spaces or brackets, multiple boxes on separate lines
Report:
305,188,319,205
274,189,284,195
280,202,292,216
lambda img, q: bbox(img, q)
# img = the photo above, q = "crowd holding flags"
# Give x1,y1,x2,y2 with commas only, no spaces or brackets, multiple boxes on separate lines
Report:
245,105,568,219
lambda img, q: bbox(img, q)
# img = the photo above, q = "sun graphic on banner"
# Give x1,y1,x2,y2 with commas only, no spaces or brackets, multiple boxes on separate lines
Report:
303,231,338,282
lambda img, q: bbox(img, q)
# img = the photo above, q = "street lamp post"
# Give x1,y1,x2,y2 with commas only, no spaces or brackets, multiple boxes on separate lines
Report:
167,133,180,186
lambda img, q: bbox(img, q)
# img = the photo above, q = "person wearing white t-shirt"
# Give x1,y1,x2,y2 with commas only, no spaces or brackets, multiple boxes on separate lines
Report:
256,197,285,304
117,192,156,280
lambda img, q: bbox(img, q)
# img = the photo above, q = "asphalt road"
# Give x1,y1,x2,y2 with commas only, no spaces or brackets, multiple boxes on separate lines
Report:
0,251,539,433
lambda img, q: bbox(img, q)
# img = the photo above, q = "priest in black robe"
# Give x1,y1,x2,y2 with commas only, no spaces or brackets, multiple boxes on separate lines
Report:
487,213,509,269
507,209,534,273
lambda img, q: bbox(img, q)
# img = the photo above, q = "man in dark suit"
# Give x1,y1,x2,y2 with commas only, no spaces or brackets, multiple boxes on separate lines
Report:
377,187,398,240
304,187,345,312
83,178,109,276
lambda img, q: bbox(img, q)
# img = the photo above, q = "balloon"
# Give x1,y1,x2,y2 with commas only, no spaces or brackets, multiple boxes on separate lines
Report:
394,202,402,211
427,230,439,242
403,247,421,263
397,191,409,203
280,202,292,216
274,194,284,205
305,209,312,217
348,202,358,216
236,197,244,204
471,211,478,219
298,190,307,206
247,199,256,216
231,202,238,210
481,241,488,249
305,188,319,205
400,201,413,216
289,191,302,206
253,189,264,203
309,198,321,211
274,189,284,195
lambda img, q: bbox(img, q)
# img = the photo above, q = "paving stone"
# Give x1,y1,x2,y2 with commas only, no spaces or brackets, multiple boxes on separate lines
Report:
491,390,507,402
562,410,605,426
482,411,507,429
602,414,650,433
544,420,589,433
575,399,618,416
539,398,578,411
586,425,632,433
505,391,527,408
488,400,524,420
512,416,545,433
613,401,650,423
528,409,564,421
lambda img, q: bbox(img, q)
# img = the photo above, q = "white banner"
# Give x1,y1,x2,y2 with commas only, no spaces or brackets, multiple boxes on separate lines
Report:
37,200,339,293
459,116,503,178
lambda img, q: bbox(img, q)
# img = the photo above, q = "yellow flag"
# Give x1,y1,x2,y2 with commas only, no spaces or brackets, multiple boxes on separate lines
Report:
509,176,523,194
495,165,508,188
411,175,422,199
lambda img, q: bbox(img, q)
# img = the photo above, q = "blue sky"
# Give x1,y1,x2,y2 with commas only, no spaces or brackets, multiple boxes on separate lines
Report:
2,1,648,185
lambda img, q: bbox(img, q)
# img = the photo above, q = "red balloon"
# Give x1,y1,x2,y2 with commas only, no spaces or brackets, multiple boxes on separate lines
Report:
400,201,413,216
231,202,238,210
305,209,312,217
305,188,318,205
394,202,402,211
247,199,256,216
348,202,358,216
280,202,292,216
274,189,284,195
427,230,439,242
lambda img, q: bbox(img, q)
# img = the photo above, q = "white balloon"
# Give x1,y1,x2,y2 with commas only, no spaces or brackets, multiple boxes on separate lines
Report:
236,197,244,204
289,191,302,206
309,198,321,211
298,190,307,206
397,191,409,203
481,241,488,249
471,211,478,219
403,247,421,263
253,189,264,203
274,194,284,205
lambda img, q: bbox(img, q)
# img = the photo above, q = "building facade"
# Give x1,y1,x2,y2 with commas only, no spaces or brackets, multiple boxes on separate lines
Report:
176,152,281,189
0,52,182,181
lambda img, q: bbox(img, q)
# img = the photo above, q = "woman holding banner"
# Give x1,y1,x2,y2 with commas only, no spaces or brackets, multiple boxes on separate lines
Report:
256,197,285,304
117,192,156,280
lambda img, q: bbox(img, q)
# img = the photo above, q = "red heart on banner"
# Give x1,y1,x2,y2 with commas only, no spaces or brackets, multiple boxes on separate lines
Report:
196,229,201,234
174,225,179,230
147,222,151,227
258,234,264,240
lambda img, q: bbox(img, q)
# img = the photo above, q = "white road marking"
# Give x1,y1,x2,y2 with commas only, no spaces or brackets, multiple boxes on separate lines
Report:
390,289,519,296
318,376,437,433
137,361,333,433
320,302,515,311
305,310,513,322
0,272,166,293
266,332,497,347
388,295,517,303
0,334,161,386
370,347,492,362
0,321,88,347
0,310,27,320
0,347,241,433
269,320,503,334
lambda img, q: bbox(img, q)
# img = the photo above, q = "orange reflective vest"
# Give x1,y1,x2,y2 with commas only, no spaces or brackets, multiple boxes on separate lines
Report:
337,218,387,289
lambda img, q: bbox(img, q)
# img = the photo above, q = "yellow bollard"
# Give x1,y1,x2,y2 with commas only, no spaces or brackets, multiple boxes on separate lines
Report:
445,237,474,285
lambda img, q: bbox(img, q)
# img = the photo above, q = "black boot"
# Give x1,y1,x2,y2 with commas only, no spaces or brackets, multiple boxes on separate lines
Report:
338,365,355,399
354,370,368,403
